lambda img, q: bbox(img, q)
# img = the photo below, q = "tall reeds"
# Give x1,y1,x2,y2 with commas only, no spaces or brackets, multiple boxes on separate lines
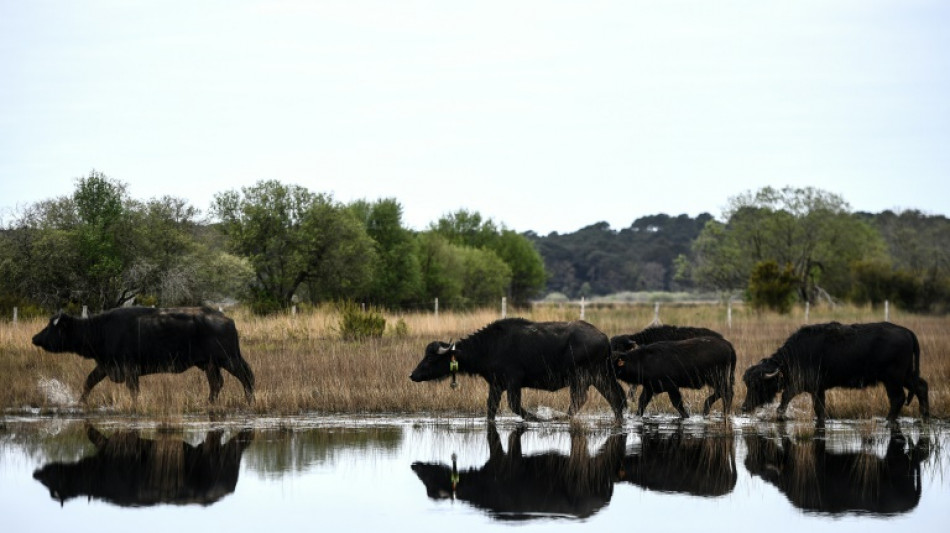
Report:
1,303,947,419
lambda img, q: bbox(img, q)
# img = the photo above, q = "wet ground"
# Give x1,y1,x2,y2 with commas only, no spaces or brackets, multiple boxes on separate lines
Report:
1,413,947,532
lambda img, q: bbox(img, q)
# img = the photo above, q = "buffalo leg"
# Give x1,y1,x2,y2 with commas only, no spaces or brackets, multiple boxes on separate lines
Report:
222,357,256,403
884,382,906,422
206,365,224,403
722,379,735,416
125,374,140,402
915,378,930,420
775,389,796,421
487,384,503,421
80,366,108,402
702,389,721,416
567,381,589,418
811,389,827,424
636,389,654,416
506,386,540,421
668,389,690,418
591,373,627,423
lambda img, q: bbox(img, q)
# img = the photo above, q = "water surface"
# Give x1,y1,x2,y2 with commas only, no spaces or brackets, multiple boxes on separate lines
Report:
1,415,946,532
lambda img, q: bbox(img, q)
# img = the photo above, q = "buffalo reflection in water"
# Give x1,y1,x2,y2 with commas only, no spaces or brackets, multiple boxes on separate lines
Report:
412,425,626,520
33,424,253,507
743,428,930,516
618,424,737,497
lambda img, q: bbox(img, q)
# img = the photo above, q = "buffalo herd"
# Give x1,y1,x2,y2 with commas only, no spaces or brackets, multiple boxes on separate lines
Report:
413,318,931,425
31,307,931,424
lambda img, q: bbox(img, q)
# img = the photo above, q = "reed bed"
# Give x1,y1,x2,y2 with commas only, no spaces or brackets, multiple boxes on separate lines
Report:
0,303,947,421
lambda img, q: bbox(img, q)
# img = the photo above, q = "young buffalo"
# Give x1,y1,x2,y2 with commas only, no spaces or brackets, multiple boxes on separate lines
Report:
613,336,736,418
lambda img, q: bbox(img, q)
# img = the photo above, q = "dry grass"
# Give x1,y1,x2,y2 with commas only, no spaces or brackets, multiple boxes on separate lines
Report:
1,303,947,420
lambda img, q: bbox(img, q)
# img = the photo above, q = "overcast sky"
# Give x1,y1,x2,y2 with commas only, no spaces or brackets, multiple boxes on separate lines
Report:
2,1,948,234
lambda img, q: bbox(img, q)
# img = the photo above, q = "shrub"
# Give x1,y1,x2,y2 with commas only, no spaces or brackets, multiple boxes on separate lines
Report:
338,301,386,340
747,261,798,314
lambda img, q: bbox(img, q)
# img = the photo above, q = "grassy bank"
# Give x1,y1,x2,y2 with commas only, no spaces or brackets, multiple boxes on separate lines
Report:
1,303,947,420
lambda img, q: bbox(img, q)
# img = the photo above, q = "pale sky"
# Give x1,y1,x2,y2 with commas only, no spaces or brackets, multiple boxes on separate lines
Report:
2,1,948,234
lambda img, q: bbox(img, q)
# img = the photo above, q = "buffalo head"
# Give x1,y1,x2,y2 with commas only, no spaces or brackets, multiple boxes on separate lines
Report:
410,341,459,382
741,359,783,413
32,313,75,353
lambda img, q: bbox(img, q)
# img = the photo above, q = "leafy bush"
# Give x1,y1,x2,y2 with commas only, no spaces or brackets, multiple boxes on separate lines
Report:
747,261,798,314
338,301,386,340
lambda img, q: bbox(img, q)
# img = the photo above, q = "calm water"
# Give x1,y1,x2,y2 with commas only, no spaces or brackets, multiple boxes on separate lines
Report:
0,414,946,532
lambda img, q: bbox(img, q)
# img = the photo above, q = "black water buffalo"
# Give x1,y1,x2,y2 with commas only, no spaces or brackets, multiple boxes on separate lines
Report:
618,425,736,497
613,336,736,417
412,425,626,520
32,306,255,403
610,324,725,400
609,324,724,353
33,425,254,507
410,318,627,422
741,322,929,424
743,429,930,515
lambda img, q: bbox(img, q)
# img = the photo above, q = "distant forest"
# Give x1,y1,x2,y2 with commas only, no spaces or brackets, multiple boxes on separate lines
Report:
2,174,948,315
527,213,713,297
528,204,950,313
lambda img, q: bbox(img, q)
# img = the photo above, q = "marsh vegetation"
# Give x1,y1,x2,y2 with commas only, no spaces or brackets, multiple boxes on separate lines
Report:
1,303,947,421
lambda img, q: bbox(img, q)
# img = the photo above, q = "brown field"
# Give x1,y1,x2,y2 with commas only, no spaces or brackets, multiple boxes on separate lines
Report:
0,303,947,421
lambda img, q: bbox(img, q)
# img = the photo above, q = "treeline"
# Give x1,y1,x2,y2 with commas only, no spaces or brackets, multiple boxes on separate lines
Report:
0,172,546,315
2,175,948,316
530,186,950,313
527,213,713,297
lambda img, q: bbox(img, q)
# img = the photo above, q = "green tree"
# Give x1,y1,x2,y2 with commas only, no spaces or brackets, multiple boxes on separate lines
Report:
415,232,464,308
679,219,747,297
0,171,242,311
697,186,887,303
492,229,547,305
72,171,136,309
212,180,376,312
350,198,423,308
431,209,545,306
414,232,512,309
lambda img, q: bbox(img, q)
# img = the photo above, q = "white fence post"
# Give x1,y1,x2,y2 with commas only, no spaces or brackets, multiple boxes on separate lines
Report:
434,297,439,318
501,297,507,319
726,299,732,330
580,297,586,320
82,305,88,318
885,300,890,322
651,302,661,325
12,307,17,325
805,301,810,323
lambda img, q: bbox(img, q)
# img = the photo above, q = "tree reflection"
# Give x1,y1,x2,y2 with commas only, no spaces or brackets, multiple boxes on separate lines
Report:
33,424,253,507
743,427,931,515
412,424,626,520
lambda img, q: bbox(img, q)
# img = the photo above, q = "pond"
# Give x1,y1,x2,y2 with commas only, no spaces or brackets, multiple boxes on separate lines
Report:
1,414,947,532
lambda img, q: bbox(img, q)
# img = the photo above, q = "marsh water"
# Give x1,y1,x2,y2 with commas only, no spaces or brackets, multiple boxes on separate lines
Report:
1,414,946,532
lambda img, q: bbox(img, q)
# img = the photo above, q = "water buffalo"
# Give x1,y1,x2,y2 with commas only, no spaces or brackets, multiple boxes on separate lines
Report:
741,322,929,424
610,324,725,400
609,324,724,353
32,306,255,404
618,424,736,497
411,425,626,520
33,425,254,507
743,429,929,515
410,318,627,422
613,336,736,418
